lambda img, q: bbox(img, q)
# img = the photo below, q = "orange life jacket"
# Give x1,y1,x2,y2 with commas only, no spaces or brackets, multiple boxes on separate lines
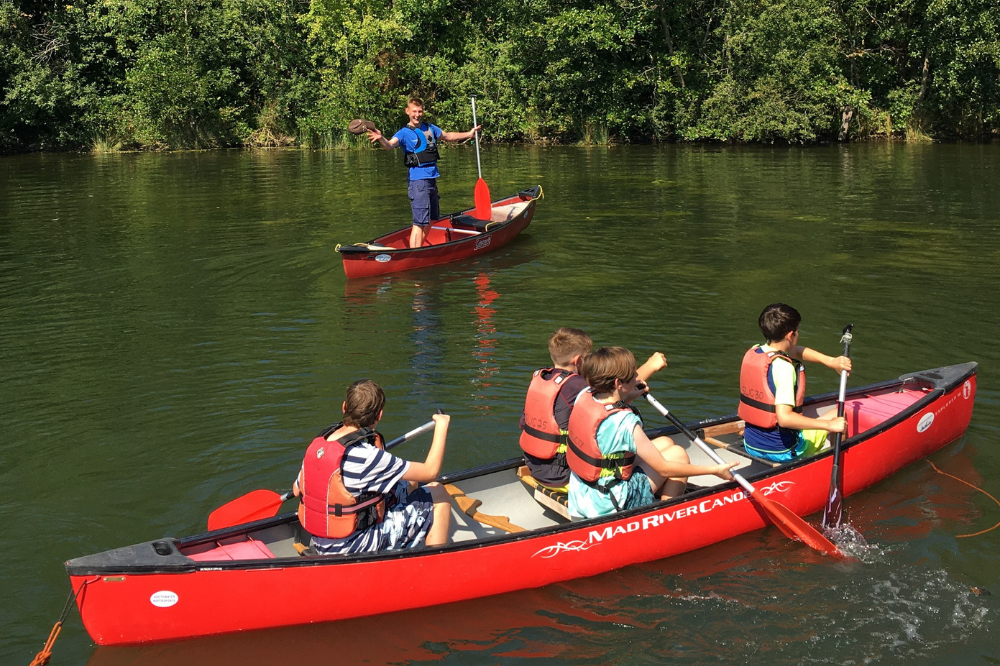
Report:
738,346,806,429
566,389,636,484
297,426,394,539
520,368,574,459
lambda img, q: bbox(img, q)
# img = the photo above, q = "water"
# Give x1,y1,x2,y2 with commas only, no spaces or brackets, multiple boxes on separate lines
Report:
2,144,998,664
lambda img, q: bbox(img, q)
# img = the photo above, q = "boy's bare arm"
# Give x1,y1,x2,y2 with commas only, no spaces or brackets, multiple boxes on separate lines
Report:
791,346,852,374
402,413,450,483
637,352,668,382
775,404,847,433
633,426,736,480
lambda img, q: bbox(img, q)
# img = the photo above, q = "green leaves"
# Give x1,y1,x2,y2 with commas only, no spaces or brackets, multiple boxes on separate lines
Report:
1,0,998,149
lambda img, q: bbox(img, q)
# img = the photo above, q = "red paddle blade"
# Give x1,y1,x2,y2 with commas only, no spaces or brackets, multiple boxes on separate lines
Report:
207,489,283,531
473,178,492,220
750,489,844,559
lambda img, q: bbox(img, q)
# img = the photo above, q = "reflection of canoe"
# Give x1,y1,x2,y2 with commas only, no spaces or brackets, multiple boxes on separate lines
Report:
336,186,541,279
66,362,976,646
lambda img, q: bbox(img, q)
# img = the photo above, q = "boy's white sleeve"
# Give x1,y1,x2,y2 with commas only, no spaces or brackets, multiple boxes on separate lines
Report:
770,360,798,406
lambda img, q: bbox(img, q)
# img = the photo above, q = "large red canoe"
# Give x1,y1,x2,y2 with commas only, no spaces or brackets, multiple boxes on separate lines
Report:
336,186,541,279
66,362,976,645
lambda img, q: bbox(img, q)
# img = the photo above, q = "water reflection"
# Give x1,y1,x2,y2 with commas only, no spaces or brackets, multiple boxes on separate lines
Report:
471,271,501,412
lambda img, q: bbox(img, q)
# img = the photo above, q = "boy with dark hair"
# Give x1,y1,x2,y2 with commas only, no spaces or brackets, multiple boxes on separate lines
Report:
293,379,452,554
367,98,481,249
739,304,852,462
566,347,736,519
519,329,671,491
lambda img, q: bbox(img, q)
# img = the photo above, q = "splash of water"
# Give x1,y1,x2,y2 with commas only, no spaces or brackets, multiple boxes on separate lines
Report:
825,522,882,561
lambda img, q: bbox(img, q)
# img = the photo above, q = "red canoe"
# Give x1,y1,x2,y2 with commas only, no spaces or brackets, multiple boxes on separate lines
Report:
336,186,541,279
66,362,976,645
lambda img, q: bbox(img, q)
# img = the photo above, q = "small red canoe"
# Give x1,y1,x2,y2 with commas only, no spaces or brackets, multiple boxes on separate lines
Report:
66,362,976,645
336,186,541,279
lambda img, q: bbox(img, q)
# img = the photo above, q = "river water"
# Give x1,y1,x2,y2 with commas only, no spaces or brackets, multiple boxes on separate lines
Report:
2,144,998,664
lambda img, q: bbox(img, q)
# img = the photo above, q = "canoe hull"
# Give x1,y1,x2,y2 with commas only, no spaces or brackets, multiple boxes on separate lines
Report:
338,188,539,279
68,364,977,645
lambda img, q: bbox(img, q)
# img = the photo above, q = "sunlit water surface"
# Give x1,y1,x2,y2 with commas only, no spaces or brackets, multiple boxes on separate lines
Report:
2,144,999,664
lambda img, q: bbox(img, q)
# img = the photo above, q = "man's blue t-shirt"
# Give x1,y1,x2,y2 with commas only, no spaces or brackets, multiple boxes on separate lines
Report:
392,123,442,181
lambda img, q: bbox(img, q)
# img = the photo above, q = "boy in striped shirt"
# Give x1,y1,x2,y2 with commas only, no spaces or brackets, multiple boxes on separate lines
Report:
293,380,452,554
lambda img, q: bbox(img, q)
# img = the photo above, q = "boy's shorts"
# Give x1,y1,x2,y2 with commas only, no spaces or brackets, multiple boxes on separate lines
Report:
745,429,829,463
407,178,440,227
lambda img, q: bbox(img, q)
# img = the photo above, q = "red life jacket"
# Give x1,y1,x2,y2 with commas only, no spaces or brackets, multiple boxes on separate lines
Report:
520,368,574,459
566,389,636,484
738,345,806,429
297,426,394,539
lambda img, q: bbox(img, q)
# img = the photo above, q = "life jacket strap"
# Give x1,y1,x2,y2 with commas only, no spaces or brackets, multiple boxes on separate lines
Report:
521,423,567,444
739,394,803,413
567,438,636,470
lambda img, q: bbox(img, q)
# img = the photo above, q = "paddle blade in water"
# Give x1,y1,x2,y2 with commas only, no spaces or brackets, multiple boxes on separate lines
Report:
473,178,492,220
750,489,845,559
822,466,843,531
208,489,283,531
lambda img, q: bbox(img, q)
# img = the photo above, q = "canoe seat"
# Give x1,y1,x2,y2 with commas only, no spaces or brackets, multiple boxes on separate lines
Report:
517,466,571,521
451,201,532,230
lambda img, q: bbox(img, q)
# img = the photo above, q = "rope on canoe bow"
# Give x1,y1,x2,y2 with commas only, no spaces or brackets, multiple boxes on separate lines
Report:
928,461,1000,538
29,577,96,666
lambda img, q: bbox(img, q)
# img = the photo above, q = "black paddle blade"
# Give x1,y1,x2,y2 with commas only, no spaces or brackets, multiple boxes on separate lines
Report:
822,484,843,531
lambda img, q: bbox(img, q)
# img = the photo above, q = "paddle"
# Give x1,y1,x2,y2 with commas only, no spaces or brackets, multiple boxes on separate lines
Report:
821,324,854,532
643,392,844,559
206,417,439,531
470,96,492,221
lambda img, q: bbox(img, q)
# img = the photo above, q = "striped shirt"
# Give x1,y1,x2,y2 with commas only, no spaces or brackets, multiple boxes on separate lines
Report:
297,440,416,554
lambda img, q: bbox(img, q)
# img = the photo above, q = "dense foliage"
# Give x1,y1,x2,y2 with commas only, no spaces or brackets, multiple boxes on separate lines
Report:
2,0,998,150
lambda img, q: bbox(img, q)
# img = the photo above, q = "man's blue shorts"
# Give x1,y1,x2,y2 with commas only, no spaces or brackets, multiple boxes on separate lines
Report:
407,178,440,227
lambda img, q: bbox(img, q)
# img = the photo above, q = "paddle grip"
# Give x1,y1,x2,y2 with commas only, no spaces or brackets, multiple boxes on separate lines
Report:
643,393,755,495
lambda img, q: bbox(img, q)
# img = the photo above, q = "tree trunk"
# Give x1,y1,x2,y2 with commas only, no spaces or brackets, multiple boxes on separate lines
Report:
917,50,931,102
838,105,854,141
659,5,685,89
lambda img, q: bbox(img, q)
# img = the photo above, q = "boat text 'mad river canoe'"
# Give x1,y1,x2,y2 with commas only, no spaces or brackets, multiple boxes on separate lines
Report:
66,362,977,645
336,186,541,279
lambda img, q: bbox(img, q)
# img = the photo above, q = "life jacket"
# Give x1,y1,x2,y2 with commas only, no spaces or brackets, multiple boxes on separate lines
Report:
402,124,440,168
566,389,637,486
520,368,574,460
297,425,395,539
738,345,806,429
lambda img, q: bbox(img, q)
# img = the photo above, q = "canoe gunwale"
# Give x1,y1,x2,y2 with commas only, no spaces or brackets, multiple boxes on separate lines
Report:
336,186,540,256
65,362,977,578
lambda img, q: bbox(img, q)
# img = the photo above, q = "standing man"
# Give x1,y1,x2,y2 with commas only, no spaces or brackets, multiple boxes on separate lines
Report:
367,97,481,248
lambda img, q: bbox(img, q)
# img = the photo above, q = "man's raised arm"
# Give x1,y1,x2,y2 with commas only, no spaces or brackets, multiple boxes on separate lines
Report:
366,128,399,151
440,125,481,142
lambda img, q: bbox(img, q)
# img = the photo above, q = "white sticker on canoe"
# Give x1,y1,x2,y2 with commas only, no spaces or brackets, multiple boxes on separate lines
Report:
532,483,793,558
475,237,491,250
375,254,391,263
963,380,972,400
917,412,935,433
150,591,178,608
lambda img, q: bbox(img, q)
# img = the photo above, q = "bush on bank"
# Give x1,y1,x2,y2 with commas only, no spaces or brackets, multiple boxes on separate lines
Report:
1,0,998,150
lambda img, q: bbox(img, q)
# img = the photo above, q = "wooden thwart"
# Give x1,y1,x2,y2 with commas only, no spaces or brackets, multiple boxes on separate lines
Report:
444,484,526,533
517,467,571,520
